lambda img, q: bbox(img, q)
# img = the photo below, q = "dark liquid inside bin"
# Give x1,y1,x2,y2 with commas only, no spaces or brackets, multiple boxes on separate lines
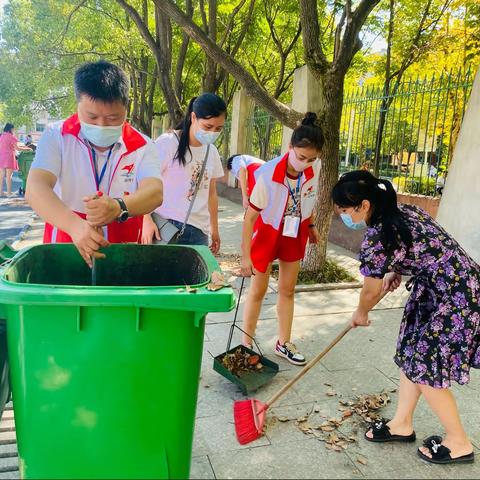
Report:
4,244,209,287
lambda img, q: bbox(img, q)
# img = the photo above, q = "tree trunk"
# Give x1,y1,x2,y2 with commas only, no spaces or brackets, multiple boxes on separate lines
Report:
373,95,389,176
115,0,184,127
303,73,344,272
153,0,303,128
203,0,217,92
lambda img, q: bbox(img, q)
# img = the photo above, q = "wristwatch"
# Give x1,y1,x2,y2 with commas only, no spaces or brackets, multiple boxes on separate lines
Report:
114,197,129,223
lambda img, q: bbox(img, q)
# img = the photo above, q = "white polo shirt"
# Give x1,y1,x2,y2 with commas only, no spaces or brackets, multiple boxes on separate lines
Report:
154,132,224,234
32,113,161,213
230,154,264,178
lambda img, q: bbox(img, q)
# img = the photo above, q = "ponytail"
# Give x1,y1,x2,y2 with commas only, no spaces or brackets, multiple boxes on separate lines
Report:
291,112,324,151
174,97,196,167
174,93,227,166
331,170,413,252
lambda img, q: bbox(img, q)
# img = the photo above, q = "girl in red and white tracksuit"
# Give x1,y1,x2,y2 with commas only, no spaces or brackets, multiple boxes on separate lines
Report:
240,112,324,365
226,154,265,210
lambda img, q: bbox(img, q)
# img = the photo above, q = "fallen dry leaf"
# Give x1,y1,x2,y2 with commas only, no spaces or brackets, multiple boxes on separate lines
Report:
326,389,337,397
220,347,264,376
357,457,368,466
291,390,392,454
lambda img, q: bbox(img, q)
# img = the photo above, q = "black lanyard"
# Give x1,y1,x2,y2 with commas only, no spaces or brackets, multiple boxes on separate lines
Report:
91,146,114,190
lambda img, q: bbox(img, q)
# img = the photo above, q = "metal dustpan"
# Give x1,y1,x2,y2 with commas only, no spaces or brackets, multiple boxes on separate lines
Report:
213,278,279,395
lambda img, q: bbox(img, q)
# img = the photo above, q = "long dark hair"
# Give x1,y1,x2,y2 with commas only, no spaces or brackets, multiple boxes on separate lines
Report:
174,93,227,166
291,112,324,150
3,123,14,133
331,170,413,252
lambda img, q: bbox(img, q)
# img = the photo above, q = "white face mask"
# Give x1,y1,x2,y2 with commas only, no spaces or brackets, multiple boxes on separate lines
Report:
288,149,310,172
194,128,221,145
80,122,123,147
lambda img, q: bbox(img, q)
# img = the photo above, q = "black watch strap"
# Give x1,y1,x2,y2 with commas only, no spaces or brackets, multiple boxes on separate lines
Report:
114,197,129,222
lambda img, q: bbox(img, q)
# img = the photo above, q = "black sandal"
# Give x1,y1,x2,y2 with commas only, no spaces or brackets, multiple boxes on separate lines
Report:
418,436,475,465
364,418,416,443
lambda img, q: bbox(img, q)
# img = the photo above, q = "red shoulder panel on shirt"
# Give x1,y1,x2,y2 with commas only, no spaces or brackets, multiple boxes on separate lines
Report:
61,113,147,154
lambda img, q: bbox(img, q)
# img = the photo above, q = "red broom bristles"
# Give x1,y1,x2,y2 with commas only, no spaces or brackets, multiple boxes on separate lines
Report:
233,399,267,445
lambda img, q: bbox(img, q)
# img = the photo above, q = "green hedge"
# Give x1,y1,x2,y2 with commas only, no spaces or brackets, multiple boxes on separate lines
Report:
392,176,437,196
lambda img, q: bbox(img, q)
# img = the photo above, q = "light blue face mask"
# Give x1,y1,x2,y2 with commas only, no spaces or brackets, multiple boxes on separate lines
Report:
194,128,221,145
80,122,123,148
340,212,367,230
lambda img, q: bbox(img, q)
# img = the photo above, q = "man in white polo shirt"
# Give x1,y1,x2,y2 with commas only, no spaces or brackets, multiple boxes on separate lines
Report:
26,61,163,266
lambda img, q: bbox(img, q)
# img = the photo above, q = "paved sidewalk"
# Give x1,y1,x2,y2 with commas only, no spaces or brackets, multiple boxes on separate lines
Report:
2,199,480,479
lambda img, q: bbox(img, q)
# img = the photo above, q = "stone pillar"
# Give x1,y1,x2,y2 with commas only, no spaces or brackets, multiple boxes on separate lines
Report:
437,67,480,264
281,65,323,152
151,116,162,140
228,89,253,187
162,115,170,132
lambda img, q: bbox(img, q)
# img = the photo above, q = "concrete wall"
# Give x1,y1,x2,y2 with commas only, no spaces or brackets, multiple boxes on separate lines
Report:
436,67,480,264
397,193,440,219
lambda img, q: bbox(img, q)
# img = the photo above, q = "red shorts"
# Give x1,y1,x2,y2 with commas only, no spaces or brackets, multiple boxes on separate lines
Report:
270,232,303,264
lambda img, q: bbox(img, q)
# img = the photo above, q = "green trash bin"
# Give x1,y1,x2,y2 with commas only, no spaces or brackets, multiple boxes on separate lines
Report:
0,241,16,262
0,319,10,421
0,243,234,479
16,151,35,195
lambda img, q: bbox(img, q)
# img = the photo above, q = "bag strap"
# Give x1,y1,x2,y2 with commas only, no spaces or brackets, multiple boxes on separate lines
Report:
178,141,211,238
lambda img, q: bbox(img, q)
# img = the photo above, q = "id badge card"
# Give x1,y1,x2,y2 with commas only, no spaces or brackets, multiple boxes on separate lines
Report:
282,215,300,238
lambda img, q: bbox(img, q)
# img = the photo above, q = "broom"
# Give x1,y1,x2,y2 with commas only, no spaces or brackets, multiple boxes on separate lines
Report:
234,322,353,445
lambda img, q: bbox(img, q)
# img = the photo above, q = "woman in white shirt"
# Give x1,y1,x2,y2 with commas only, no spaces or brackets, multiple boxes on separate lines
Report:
142,93,226,252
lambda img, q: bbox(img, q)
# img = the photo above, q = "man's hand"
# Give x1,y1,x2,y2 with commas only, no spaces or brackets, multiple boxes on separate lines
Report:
210,230,221,254
84,194,121,227
308,226,320,244
351,308,371,328
383,272,402,292
141,214,160,244
68,217,110,267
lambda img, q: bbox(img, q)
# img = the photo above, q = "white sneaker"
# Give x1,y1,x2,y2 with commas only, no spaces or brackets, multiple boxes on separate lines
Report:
275,341,306,366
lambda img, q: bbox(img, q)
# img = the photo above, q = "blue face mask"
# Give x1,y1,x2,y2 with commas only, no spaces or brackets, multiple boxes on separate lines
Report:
80,122,123,148
340,213,367,230
194,128,221,145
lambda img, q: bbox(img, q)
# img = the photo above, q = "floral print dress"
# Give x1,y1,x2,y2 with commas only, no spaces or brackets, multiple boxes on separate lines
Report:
359,204,480,388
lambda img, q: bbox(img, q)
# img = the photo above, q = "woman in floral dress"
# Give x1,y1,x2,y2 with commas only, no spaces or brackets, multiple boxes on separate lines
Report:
332,170,479,465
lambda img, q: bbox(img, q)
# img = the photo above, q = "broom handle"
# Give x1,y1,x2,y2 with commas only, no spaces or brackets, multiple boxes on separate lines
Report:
265,290,389,408
265,323,352,408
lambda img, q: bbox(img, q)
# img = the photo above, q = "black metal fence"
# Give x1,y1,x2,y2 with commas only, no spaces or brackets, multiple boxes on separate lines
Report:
244,106,283,161
339,68,474,197
222,68,474,197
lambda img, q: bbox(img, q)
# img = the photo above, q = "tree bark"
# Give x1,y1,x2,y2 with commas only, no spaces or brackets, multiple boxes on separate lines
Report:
373,0,394,175
115,0,184,126
302,73,344,272
203,0,218,92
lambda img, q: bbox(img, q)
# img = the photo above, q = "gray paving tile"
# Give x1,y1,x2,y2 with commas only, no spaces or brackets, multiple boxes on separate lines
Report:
0,432,15,446
190,455,215,479
0,471,19,480
0,455,18,471
193,413,271,457
0,443,17,458
208,438,363,479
